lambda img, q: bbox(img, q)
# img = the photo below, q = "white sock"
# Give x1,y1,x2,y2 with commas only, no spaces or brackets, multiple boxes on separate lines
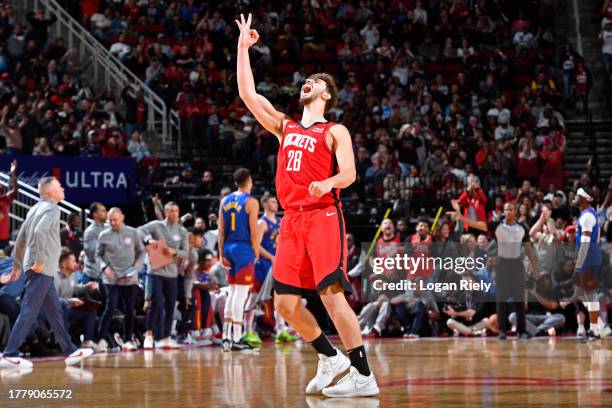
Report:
578,323,585,333
230,285,250,342
223,322,232,341
232,322,243,343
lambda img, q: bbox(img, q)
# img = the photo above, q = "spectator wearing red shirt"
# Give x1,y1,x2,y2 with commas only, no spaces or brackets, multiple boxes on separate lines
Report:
0,160,17,250
475,139,495,170
457,176,488,227
539,136,565,190
517,138,539,183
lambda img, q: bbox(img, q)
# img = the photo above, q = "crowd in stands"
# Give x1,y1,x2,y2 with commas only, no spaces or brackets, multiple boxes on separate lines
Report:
72,0,580,205
0,3,152,164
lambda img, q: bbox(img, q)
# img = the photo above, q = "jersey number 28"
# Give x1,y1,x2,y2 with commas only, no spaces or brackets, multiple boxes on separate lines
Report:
286,150,302,172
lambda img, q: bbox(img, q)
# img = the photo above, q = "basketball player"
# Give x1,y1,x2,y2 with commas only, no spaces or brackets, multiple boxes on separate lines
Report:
236,14,379,397
572,187,609,340
241,194,279,346
218,168,260,351
0,177,93,368
250,194,298,344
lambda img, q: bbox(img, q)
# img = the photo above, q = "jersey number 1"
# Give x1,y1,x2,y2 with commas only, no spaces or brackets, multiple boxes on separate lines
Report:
230,212,236,231
286,150,302,172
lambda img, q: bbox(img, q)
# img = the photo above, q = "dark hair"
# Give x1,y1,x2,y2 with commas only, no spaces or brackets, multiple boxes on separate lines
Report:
233,168,251,187
68,213,80,222
260,193,274,206
89,202,103,215
189,227,205,236
417,218,430,226
59,247,74,264
198,248,213,261
307,73,339,113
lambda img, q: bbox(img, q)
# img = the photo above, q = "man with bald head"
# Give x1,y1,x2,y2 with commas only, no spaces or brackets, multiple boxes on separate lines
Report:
96,207,145,351
1,177,93,367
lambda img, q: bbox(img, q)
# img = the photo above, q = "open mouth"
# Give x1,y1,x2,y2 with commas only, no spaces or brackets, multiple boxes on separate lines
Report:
302,84,312,94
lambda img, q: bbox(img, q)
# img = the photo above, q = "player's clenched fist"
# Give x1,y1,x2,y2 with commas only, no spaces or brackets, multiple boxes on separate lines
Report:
235,13,259,48
308,180,334,198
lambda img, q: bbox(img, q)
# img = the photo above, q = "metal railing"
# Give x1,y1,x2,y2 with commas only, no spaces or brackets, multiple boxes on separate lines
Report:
18,0,181,155
0,173,93,235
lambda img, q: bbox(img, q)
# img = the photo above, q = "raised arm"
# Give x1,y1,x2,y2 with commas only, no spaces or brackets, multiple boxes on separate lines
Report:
6,160,17,201
235,13,287,140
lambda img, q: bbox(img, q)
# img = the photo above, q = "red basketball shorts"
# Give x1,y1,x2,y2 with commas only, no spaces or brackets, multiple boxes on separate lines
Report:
273,205,351,295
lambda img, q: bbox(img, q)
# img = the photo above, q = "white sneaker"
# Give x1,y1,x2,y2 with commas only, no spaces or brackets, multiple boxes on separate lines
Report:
143,335,154,350
305,350,351,394
577,327,587,338
114,333,125,347
322,366,380,398
156,338,182,349
166,338,182,349
600,326,612,338
0,356,33,369
202,328,213,339
65,348,94,366
122,341,137,351
81,340,101,353
97,339,108,353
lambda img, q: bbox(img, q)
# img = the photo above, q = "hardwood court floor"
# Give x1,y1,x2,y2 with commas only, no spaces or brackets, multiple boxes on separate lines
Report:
0,337,610,407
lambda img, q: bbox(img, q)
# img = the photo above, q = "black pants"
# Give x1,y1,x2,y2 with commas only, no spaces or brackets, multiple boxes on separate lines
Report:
496,257,526,334
98,284,138,341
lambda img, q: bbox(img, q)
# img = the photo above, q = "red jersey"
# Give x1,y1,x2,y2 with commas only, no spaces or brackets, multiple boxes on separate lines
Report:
276,120,340,210
0,196,9,240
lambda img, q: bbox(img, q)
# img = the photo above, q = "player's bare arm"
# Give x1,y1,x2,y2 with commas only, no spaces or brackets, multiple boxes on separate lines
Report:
257,219,275,262
235,13,288,140
217,199,225,262
308,124,356,198
246,197,260,260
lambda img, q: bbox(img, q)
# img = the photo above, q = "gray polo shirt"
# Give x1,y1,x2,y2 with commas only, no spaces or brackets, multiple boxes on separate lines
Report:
54,269,87,301
83,221,106,278
96,225,145,286
138,219,188,278
12,198,61,277
178,247,198,299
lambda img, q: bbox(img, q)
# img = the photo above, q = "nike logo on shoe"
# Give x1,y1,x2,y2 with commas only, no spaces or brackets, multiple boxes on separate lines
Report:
326,212,336,217
355,376,375,390
4,358,20,365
